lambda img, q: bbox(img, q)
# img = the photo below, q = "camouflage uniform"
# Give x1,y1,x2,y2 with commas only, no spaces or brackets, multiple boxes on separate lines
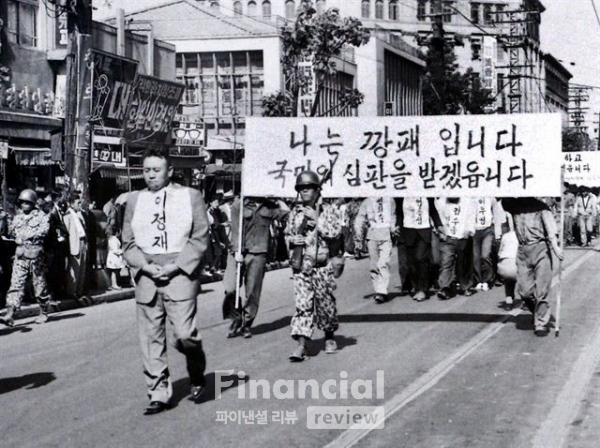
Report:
286,202,342,340
6,209,51,310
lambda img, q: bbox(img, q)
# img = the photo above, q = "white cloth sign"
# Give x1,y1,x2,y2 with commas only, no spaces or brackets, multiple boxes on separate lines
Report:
562,152,600,186
131,185,192,255
403,197,429,229
244,114,562,197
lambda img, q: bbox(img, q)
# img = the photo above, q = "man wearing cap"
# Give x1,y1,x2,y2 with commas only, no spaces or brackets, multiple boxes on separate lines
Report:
0,189,51,327
285,170,342,361
122,147,209,415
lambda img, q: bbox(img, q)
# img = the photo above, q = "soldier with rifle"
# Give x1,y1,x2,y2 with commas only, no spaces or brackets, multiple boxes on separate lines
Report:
285,170,342,362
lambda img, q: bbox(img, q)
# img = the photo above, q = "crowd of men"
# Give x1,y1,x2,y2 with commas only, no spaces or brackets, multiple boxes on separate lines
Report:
0,152,570,414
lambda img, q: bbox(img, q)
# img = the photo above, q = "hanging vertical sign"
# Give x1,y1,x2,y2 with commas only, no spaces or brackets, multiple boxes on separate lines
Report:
297,55,316,117
0,140,8,159
481,36,497,112
76,34,93,151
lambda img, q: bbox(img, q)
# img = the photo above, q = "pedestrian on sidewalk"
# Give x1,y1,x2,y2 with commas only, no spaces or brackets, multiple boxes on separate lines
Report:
501,197,564,337
122,147,210,415
285,170,342,362
354,197,397,304
0,189,51,327
222,196,289,339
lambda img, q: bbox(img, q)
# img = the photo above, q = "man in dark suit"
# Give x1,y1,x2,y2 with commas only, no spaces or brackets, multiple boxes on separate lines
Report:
45,191,69,301
123,147,209,416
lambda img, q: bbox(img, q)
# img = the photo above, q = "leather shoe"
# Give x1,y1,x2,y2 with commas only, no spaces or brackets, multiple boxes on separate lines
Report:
143,401,169,415
0,317,14,328
534,328,549,337
241,327,252,339
190,385,204,402
374,294,387,304
289,345,308,362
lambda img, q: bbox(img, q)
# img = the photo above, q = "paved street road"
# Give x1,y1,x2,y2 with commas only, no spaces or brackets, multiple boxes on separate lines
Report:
2,247,600,448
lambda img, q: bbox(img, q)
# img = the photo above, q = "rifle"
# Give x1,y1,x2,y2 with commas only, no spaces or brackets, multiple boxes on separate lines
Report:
290,169,332,272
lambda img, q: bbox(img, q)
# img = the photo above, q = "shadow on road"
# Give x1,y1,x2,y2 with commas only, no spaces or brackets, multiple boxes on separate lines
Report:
0,324,33,336
311,335,358,356
171,371,250,407
48,312,86,323
251,316,291,335
0,372,56,394
338,313,509,324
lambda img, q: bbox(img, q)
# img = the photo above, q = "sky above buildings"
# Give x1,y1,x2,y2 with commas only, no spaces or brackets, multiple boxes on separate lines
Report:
92,0,600,131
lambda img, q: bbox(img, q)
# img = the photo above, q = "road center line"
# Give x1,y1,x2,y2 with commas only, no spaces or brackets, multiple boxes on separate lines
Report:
326,249,598,448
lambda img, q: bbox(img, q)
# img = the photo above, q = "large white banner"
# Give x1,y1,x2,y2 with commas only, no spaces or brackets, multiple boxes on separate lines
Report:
244,114,562,198
562,151,600,186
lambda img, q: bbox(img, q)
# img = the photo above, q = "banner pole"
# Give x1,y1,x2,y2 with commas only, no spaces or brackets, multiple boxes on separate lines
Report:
234,188,244,313
555,169,565,337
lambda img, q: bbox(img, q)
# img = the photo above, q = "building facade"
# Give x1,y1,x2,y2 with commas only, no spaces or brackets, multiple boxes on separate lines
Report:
0,0,176,208
101,0,425,195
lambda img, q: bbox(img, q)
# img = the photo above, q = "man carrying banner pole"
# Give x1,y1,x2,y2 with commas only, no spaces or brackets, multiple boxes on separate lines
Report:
222,193,289,339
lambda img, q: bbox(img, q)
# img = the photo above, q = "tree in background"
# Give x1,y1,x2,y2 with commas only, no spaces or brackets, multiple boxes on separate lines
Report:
262,1,370,117
563,128,594,152
420,36,495,115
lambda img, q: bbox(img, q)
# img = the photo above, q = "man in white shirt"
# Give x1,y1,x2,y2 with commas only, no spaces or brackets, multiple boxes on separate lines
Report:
575,187,597,247
472,197,498,291
63,194,88,299
435,198,477,300
354,197,397,303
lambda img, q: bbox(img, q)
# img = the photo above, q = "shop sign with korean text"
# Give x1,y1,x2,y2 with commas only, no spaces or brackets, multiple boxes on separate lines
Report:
244,114,562,198
123,75,184,148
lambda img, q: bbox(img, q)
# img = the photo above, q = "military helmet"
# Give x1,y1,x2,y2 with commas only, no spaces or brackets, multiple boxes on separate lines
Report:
294,170,320,192
18,189,38,204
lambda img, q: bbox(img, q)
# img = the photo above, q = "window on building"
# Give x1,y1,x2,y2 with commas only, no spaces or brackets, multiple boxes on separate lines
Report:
316,0,326,14
389,0,398,20
470,3,480,24
247,1,257,16
6,0,38,47
417,0,427,21
361,0,370,19
233,1,242,15
285,0,296,18
496,4,505,18
442,1,453,23
471,41,481,60
210,1,220,12
483,4,492,24
375,0,384,19
176,50,265,117
262,0,271,18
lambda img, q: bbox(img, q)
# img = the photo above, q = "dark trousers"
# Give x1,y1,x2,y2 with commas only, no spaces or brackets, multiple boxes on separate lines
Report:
407,234,432,293
223,252,267,327
438,237,473,292
473,226,494,286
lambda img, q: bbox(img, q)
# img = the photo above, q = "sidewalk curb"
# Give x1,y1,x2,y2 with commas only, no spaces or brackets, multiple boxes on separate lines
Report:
4,260,290,320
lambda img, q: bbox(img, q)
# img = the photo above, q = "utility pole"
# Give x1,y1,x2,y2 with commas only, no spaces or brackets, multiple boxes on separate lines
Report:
431,0,445,112
568,86,591,134
593,112,600,151
63,0,93,199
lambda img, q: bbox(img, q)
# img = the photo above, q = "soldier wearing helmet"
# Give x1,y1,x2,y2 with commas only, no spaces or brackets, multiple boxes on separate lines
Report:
0,189,51,327
285,170,342,361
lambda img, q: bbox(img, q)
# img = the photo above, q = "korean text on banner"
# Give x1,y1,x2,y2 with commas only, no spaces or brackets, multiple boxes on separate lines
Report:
244,114,562,198
562,152,600,187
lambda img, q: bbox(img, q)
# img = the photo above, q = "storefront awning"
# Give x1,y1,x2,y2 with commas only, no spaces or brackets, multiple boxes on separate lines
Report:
11,146,58,166
95,165,144,180
204,163,241,176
